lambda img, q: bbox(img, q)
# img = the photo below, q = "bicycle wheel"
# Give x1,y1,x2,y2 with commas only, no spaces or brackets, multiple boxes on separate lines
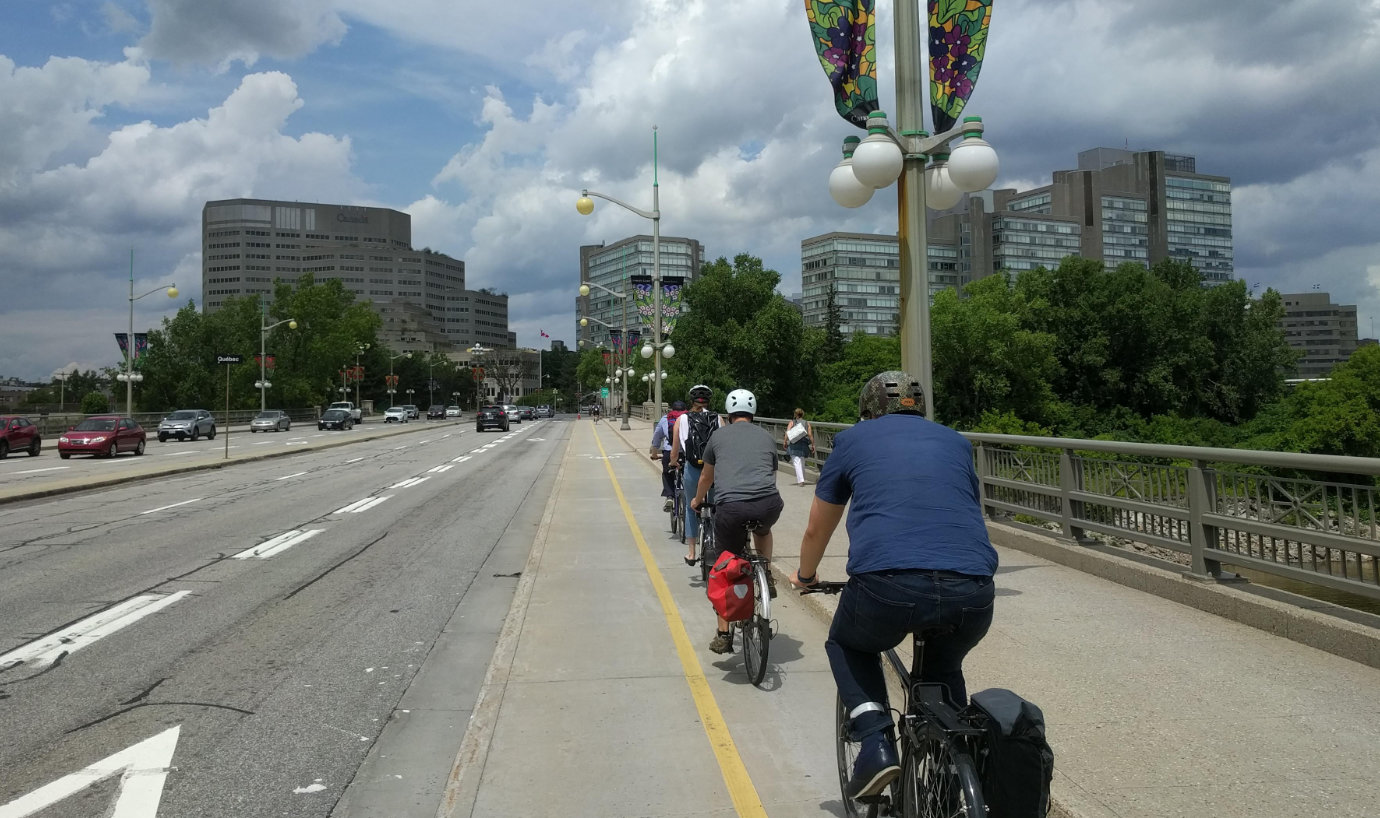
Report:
741,562,771,686
835,696,882,818
900,732,985,818
671,494,682,537
699,511,715,582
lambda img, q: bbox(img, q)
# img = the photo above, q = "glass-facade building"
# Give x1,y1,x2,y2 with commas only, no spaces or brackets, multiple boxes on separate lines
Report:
800,233,961,336
576,235,704,350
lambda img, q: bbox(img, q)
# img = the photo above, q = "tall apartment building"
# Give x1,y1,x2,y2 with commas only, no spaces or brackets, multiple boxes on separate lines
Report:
801,148,1234,332
1279,292,1361,379
201,198,513,353
576,235,704,349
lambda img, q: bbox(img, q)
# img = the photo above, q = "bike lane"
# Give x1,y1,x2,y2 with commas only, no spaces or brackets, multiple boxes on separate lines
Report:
439,418,845,817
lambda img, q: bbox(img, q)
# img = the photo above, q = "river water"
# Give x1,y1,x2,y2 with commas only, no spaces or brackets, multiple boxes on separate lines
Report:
1224,563,1380,616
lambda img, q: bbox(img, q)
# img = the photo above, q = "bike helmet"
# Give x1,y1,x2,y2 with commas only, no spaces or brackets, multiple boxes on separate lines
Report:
724,388,757,417
670,400,686,411
688,384,713,405
858,370,925,418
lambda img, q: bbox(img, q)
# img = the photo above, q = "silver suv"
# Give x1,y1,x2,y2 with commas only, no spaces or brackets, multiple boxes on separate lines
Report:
158,409,216,442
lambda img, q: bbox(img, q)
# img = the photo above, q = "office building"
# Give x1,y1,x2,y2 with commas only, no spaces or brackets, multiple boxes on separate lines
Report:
800,232,961,336
201,198,513,352
576,235,704,350
1279,292,1361,378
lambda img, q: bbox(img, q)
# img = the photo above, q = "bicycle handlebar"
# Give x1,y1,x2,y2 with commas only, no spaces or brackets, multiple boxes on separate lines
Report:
798,580,846,595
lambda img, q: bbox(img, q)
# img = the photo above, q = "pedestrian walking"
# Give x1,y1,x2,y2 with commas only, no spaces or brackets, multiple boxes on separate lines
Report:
784,408,815,486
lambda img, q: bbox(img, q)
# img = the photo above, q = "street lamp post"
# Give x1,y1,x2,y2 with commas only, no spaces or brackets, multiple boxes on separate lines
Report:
353,343,370,413
119,250,177,415
257,303,297,411
468,345,490,409
387,351,411,407
579,311,634,431
576,126,675,415
819,5,999,419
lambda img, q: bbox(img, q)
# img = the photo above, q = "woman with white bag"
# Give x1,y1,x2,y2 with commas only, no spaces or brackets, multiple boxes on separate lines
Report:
784,408,815,486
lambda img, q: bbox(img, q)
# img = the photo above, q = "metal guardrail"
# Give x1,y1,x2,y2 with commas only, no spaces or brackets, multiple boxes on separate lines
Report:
34,408,323,436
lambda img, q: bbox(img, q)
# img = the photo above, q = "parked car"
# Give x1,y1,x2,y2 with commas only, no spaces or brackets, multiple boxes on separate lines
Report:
250,410,291,433
318,408,354,430
58,415,146,459
0,415,42,458
536,405,553,418
158,409,216,442
476,405,509,433
445,405,461,418
520,406,537,421
504,404,522,423
427,404,447,419
402,404,420,420
384,406,408,423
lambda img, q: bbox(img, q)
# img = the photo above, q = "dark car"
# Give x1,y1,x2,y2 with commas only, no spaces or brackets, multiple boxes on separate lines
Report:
158,409,216,442
427,404,447,419
318,408,354,430
519,406,537,421
58,415,146,458
0,415,42,458
402,404,420,420
476,405,509,433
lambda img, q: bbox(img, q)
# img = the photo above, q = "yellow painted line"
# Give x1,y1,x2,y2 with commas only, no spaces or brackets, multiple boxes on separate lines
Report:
590,424,767,818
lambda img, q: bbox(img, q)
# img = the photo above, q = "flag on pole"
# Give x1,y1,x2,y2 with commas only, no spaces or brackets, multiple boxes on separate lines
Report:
804,0,879,129
540,329,550,338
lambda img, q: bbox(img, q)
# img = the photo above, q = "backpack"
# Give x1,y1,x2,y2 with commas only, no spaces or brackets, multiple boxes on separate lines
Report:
665,409,686,438
969,688,1054,818
706,551,754,622
684,411,719,466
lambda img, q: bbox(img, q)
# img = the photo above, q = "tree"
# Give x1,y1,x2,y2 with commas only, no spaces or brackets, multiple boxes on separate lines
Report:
80,392,109,414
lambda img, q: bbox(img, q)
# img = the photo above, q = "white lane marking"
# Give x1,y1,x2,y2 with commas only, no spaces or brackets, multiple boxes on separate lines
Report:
419,439,432,444
285,441,308,446
0,592,192,670
276,472,308,481
426,465,453,473
160,451,197,457
252,440,276,446
450,456,471,464
336,496,392,514
0,725,181,818
392,446,407,450
232,529,321,559
528,438,546,441
344,457,364,464
388,477,431,489
12,467,69,475
482,444,498,450
140,499,201,515
469,448,484,454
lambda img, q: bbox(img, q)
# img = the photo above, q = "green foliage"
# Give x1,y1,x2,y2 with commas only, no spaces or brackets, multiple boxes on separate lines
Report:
812,332,901,422
80,392,109,414
1245,345,1380,458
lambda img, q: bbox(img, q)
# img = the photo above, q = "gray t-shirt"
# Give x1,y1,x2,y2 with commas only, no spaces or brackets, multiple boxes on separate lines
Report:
702,421,779,504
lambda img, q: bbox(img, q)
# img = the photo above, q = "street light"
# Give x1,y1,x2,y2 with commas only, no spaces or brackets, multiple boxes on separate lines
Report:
387,351,411,407
580,314,635,431
819,7,999,419
575,126,672,414
256,303,297,411
353,342,370,413
468,345,491,408
119,250,177,415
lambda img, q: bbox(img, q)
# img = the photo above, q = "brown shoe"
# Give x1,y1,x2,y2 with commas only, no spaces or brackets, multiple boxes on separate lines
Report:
709,631,734,654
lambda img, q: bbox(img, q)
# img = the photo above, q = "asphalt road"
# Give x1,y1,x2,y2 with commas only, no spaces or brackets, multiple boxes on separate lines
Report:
0,417,569,817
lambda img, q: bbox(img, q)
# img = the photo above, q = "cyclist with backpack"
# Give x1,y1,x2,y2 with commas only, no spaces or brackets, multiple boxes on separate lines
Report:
669,384,721,567
650,400,687,511
690,388,784,654
788,371,998,800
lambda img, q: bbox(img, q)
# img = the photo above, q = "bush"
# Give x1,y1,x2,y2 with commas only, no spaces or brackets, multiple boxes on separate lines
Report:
80,392,110,414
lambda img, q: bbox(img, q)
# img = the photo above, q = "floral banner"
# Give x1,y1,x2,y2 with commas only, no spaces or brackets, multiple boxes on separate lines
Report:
929,0,993,133
630,275,685,337
804,0,878,128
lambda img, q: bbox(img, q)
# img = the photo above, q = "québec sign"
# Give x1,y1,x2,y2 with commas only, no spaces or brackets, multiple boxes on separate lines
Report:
216,354,243,364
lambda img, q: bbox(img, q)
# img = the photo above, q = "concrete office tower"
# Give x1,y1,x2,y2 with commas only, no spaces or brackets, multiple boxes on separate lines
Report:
1279,292,1361,379
575,235,704,350
800,232,961,337
201,198,513,352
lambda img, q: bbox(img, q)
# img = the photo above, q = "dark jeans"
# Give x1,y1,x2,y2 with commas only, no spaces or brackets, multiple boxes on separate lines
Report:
714,493,784,555
660,451,676,498
825,570,994,740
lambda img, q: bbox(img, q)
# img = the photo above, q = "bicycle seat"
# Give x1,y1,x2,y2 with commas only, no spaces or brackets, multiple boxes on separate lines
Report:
743,519,763,531
913,624,956,641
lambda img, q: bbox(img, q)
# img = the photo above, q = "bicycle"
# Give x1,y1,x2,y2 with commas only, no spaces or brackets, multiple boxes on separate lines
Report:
801,581,989,818
702,503,773,687
669,462,684,542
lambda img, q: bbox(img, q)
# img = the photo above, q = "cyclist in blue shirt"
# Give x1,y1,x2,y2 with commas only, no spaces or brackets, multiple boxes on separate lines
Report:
790,370,998,800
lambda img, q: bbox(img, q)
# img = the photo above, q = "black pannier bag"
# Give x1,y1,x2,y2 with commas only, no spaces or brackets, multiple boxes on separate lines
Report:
969,688,1054,818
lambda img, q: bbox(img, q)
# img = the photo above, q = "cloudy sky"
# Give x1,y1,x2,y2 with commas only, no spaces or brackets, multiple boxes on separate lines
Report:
2,0,1379,381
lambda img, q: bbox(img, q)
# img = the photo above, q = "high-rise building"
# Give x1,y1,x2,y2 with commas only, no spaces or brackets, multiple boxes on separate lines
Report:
1279,292,1360,379
801,148,1234,331
201,198,513,352
576,235,704,350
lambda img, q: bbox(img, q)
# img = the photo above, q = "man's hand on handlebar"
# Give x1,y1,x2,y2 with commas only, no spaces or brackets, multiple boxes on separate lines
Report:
788,569,818,589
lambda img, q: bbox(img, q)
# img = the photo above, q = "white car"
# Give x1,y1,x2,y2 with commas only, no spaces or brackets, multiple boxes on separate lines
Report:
384,406,408,423
445,405,461,418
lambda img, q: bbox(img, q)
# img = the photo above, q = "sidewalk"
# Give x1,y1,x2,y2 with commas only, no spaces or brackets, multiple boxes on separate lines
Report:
510,416,1380,818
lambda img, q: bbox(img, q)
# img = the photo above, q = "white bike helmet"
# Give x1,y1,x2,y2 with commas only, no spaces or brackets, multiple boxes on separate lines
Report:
724,388,757,417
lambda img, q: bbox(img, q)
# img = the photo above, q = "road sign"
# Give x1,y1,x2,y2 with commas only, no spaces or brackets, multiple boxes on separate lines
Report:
216,354,243,364
601,387,609,398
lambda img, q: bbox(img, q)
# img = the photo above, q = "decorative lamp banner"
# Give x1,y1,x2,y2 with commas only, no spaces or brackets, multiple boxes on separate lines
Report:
928,0,993,133
804,0,879,128
114,333,149,364
630,275,685,336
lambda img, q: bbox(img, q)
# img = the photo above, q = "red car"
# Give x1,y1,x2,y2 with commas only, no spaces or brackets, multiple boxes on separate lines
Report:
57,415,147,459
0,415,42,458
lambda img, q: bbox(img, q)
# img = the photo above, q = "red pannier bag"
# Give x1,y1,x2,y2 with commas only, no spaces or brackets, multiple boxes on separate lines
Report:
707,551,754,622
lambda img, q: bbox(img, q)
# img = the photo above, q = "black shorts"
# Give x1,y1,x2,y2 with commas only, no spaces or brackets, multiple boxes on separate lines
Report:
714,493,784,555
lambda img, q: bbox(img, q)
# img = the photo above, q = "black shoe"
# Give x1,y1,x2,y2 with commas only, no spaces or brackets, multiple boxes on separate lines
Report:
766,571,778,599
847,736,900,799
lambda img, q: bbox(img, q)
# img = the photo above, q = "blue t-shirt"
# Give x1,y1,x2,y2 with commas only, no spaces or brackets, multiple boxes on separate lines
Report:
815,413,997,577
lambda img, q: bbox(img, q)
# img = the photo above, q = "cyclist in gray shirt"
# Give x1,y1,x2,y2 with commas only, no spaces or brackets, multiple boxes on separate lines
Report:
691,388,784,653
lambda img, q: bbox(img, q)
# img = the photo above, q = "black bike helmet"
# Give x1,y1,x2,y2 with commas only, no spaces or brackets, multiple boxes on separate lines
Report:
858,370,925,418
688,384,713,405
670,400,686,410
